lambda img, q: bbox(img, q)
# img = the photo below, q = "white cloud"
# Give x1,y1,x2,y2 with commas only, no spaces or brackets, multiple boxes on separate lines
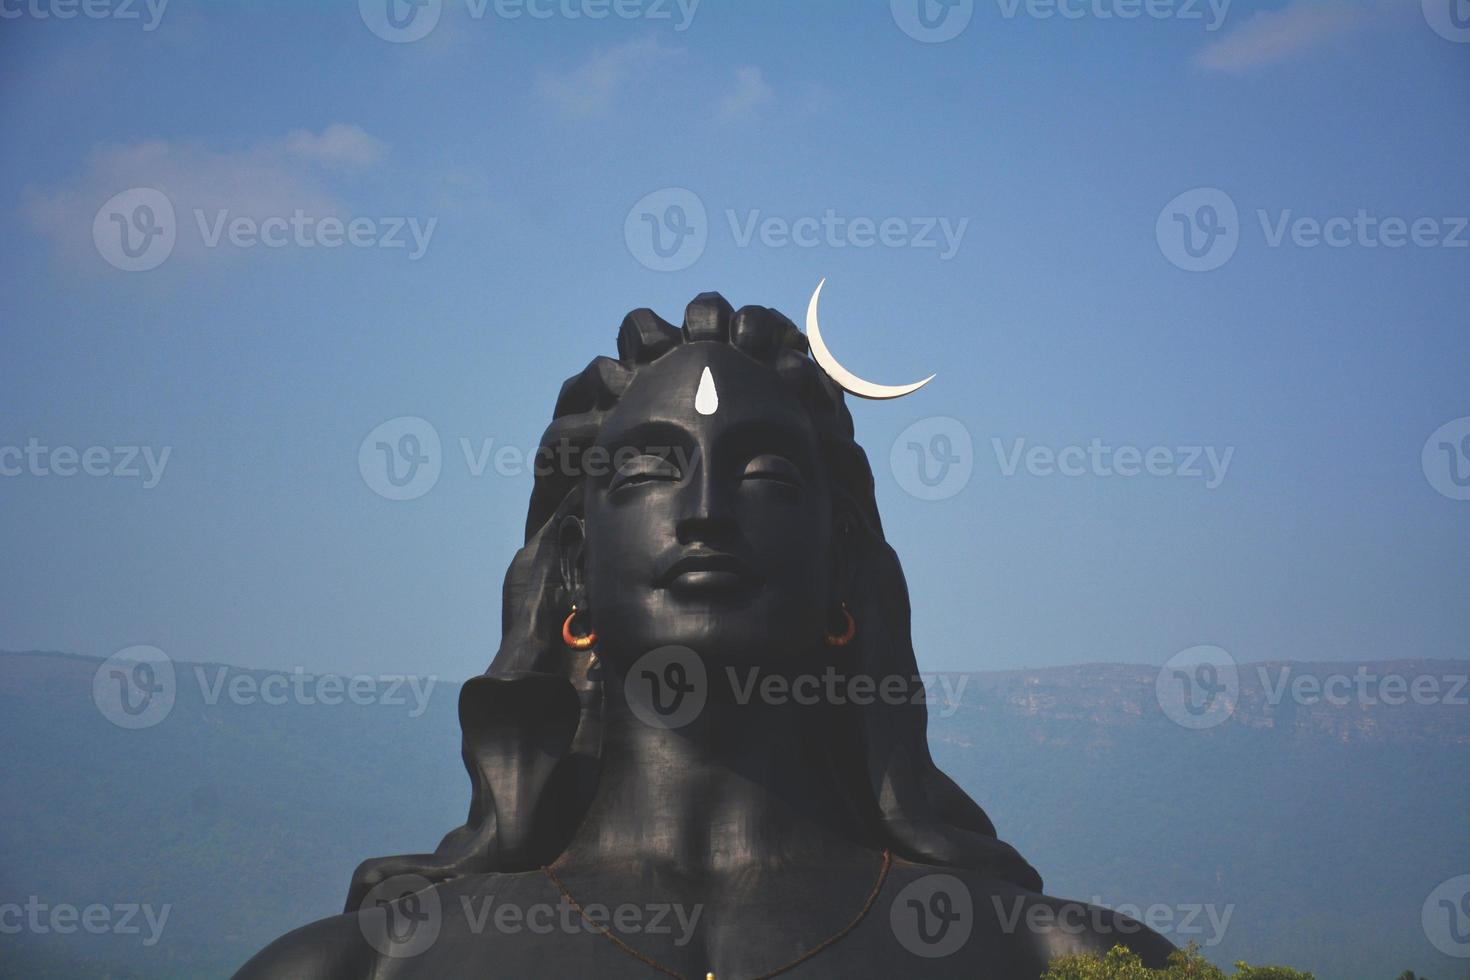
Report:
24,124,389,269
718,66,774,121
282,123,387,168
534,38,674,116
1194,0,1370,73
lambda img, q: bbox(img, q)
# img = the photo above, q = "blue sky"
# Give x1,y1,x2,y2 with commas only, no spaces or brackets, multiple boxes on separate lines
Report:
1,0,1467,678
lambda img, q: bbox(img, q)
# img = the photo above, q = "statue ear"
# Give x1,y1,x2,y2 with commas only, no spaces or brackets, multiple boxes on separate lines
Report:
557,514,587,598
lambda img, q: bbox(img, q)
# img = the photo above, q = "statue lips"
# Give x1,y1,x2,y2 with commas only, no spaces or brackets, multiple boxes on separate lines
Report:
657,550,762,598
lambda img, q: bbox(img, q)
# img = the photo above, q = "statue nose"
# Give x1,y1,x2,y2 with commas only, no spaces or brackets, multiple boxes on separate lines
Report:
675,460,736,545
676,511,737,546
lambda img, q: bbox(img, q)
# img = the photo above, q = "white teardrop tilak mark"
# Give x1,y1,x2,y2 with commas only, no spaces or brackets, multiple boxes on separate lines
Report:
695,366,718,415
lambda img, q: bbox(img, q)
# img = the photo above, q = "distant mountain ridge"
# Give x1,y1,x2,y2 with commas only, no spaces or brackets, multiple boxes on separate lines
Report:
3,650,1467,979
947,659,1470,742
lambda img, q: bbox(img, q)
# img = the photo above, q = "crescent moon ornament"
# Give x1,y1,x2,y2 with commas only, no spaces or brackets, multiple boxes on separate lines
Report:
805,279,935,400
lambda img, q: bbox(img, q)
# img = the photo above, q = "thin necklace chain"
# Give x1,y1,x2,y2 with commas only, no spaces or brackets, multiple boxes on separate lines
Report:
540,850,893,980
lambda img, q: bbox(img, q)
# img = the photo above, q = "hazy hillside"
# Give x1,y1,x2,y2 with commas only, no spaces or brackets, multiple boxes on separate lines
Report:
3,651,1467,979
927,662,1470,979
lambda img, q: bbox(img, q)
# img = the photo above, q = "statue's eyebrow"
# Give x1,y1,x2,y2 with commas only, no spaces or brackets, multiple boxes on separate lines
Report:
595,419,694,455
715,418,819,472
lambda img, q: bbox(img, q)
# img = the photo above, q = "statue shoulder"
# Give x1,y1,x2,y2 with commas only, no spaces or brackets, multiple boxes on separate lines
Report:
230,910,379,980
972,874,1177,967
233,870,561,980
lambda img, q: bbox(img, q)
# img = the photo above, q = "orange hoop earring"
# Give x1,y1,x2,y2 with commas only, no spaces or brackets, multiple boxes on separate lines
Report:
562,605,597,651
824,602,856,647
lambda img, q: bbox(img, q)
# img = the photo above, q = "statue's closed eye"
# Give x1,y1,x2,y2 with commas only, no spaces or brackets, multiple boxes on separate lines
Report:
742,454,803,488
610,453,682,492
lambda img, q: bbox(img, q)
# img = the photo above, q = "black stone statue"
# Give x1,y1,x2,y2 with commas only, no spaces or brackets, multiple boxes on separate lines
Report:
234,293,1174,978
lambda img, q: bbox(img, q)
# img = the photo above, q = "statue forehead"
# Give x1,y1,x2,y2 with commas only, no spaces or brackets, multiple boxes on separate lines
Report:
604,343,808,433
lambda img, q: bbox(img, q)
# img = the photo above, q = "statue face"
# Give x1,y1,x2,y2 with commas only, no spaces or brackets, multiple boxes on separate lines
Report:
580,343,835,667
